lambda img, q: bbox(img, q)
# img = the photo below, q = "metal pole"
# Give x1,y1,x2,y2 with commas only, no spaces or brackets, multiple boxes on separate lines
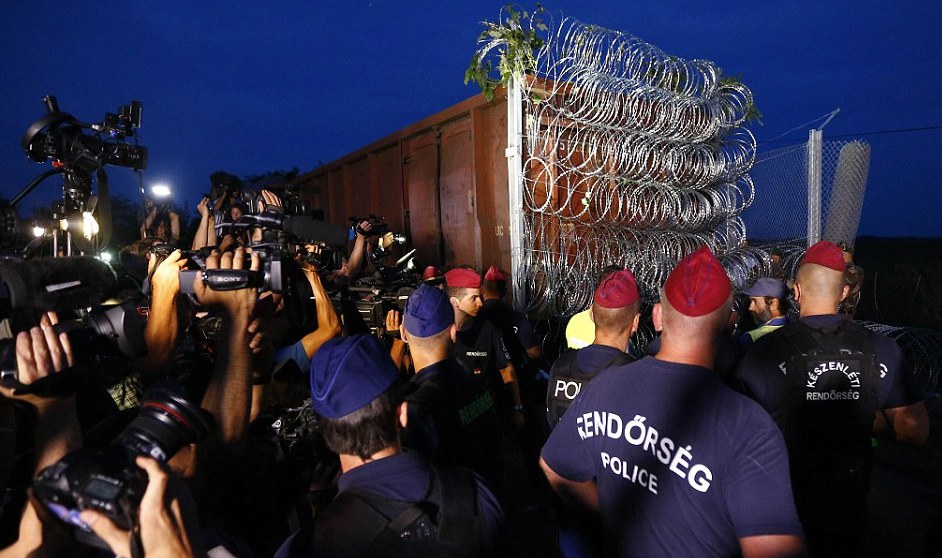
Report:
806,128,822,246
506,76,525,310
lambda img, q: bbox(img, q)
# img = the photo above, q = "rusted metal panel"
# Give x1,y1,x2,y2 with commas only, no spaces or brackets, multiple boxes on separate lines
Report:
369,145,405,232
471,104,511,272
294,91,511,274
439,118,479,267
343,157,371,221
327,168,345,225
403,130,442,266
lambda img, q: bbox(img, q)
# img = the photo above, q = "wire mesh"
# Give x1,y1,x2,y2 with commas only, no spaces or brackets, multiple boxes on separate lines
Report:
744,139,871,248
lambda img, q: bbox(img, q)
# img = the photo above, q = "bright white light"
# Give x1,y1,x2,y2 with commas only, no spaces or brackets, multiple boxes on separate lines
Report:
31,226,45,238
82,212,100,239
99,251,113,263
151,184,172,198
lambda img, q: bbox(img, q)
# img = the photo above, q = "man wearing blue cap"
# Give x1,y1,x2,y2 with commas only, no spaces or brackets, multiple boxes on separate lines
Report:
274,334,503,558
399,285,503,490
740,277,791,348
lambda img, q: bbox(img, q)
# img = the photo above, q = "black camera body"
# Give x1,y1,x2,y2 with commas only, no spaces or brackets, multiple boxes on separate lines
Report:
350,214,391,237
21,96,146,191
32,386,212,551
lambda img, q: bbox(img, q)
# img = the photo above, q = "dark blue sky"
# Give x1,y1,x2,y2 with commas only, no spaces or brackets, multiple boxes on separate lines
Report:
2,1,940,237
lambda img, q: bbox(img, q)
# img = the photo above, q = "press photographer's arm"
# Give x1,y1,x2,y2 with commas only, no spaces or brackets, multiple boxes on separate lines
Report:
140,249,188,379
0,312,80,557
193,247,260,447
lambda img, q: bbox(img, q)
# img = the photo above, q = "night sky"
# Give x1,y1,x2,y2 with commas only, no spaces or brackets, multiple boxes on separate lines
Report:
2,1,940,237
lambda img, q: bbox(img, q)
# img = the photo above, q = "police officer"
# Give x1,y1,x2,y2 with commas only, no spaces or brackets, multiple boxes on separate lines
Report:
398,284,503,490
445,268,524,430
479,266,545,388
542,247,807,557
274,335,503,558
735,240,929,557
546,267,642,557
547,268,641,427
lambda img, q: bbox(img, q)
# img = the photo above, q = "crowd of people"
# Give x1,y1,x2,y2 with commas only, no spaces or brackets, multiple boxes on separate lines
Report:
0,186,932,558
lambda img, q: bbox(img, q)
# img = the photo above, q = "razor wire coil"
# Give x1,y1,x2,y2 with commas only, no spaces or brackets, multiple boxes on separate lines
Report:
482,17,761,316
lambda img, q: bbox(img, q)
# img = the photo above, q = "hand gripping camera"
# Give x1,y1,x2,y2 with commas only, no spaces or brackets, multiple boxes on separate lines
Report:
32,385,213,551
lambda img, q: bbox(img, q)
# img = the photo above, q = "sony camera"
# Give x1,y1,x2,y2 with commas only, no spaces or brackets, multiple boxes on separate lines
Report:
32,384,213,551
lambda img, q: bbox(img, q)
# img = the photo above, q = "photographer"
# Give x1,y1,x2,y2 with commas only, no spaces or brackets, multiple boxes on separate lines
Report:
192,247,261,448
140,248,189,382
270,245,342,375
141,197,181,246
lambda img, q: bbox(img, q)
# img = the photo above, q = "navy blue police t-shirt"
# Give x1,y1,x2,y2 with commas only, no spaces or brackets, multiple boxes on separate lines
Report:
541,356,803,557
734,314,922,422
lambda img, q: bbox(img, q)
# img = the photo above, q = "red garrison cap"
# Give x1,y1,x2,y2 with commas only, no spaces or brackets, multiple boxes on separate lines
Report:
422,265,442,281
445,268,481,289
664,246,732,317
800,241,846,272
484,266,506,282
594,269,639,308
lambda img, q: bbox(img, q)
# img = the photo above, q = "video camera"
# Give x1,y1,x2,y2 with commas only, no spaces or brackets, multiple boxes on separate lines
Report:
0,256,146,384
21,96,146,193
210,190,349,283
351,214,397,238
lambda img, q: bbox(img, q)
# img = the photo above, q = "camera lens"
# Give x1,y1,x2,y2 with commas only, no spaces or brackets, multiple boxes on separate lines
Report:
83,301,147,358
117,386,213,463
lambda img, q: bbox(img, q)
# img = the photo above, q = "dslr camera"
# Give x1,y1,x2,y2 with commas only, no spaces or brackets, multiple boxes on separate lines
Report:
32,385,212,551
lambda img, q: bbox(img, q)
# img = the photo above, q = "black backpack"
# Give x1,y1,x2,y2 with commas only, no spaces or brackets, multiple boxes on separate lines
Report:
546,349,633,427
778,320,879,495
283,465,488,558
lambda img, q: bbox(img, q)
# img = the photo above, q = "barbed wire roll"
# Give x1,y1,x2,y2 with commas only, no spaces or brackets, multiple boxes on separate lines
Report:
548,19,720,99
509,16,760,318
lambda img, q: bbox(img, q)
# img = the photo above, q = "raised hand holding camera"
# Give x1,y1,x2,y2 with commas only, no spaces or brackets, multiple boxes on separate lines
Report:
191,248,261,317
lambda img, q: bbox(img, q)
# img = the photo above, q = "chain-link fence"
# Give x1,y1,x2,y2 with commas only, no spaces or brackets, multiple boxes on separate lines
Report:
744,138,871,248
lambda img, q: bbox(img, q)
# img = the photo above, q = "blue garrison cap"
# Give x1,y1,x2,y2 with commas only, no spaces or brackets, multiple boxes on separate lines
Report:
404,284,455,337
309,335,399,418
744,277,789,299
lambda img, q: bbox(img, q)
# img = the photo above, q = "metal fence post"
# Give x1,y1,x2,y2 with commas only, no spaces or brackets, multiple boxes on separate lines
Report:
806,128,823,246
506,76,525,310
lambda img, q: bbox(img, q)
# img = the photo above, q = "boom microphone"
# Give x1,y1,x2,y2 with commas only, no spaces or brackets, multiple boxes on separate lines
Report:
0,256,117,317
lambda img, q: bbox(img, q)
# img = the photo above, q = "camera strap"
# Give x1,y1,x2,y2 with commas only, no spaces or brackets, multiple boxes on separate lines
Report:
130,522,145,558
2,364,89,398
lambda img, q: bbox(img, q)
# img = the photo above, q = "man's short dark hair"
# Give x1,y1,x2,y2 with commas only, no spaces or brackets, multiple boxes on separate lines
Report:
446,285,474,300
321,384,403,460
482,279,507,298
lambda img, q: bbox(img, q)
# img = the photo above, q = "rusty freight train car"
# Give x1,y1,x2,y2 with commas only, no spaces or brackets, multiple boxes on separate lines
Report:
293,90,514,275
